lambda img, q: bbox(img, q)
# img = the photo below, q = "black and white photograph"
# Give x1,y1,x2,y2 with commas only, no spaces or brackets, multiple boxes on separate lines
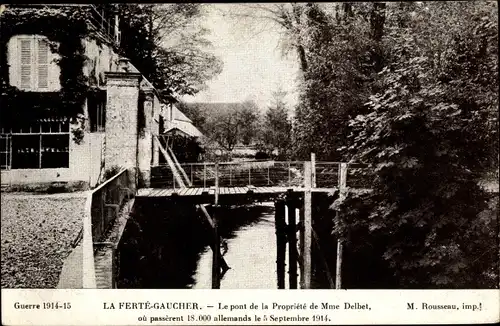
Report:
1,1,498,298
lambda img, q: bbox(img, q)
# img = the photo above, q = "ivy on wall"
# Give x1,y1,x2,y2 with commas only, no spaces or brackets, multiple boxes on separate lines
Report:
0,5,113,143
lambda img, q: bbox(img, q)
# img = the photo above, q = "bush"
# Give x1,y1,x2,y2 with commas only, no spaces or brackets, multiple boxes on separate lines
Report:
102,166,123,182
255,151,270,160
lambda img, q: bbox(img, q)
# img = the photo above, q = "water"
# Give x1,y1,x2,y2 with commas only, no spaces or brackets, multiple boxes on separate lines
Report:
193,204,277,289
118,200,302,289
193,202,301,289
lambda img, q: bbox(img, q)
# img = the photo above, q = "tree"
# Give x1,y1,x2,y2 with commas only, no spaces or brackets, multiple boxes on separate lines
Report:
239,100,260,145
182,102,260,153
335,1,498,288
117,4,223,100
258,88,292,158
205,104,242,152
291,3,378,161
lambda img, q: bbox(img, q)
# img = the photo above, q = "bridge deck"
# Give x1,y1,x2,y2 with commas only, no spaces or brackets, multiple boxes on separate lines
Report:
137,186,338,198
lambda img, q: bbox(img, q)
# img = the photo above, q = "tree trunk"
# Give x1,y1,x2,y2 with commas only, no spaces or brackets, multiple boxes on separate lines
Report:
370,2,386,72
370,2,386,42
297,45,308,72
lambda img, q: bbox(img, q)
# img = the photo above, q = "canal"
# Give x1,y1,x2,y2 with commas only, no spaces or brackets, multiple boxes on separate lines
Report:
193,202,280,289
117,194,402,289
117,200,285,289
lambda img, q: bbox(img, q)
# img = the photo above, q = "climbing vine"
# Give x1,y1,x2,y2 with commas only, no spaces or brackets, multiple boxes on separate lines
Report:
0,5,114,143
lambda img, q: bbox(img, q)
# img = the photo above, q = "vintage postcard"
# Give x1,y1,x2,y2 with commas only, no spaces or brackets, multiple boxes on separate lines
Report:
1,2,499,325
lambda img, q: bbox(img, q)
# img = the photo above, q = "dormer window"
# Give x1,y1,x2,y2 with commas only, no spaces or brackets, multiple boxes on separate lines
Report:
8,35,61,91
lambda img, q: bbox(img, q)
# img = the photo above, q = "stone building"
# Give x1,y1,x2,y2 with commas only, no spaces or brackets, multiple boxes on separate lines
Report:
0,4,202,188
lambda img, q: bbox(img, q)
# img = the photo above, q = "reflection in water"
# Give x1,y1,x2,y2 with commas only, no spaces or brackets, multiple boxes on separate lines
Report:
193,203,278,289
117,200,279,289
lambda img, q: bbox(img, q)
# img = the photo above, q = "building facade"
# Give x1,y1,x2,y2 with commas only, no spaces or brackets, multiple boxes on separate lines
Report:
1,4,202,189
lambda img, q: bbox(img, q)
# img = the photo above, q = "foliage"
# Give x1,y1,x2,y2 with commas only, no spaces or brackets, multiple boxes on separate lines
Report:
333,1,498,288
289,3,378,161
117,4,223,99
170,134,204,163
0,5,113,143
179,101,261,153
238,2,498,288
176,101,208,132
102,165,123,182
257,88,292,159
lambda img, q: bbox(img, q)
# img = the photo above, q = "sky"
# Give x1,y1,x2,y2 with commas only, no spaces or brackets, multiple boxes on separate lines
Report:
182,4,300,113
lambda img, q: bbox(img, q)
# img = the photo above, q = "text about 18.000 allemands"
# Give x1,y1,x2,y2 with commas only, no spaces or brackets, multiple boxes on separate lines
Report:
97,300,484,324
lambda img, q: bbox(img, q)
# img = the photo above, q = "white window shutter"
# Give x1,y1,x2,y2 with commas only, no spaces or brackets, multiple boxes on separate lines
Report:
37,39,49,89
19,39,32,89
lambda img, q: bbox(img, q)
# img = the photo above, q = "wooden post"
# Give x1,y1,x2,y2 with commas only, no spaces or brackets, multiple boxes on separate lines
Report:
274,200,286,289
229,165,232,186
336,163,348,289
203,163,207,188
215,163,219,205
338,163,347,197
212,209,221,289
212,163,221,289
248,166,251,186
287,198,298,289
288,162,291,187
303,161,312,289
311,153,316,188
299,207,305,288
335,239,343,290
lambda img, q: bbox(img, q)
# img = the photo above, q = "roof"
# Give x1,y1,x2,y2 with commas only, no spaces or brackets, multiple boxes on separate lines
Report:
164,120,204,138
161,103,203,138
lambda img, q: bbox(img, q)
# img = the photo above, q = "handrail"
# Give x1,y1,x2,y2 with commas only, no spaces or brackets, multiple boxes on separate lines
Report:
93,168,127,193
80,167,135,288
151,160,374,189
82,191,97,288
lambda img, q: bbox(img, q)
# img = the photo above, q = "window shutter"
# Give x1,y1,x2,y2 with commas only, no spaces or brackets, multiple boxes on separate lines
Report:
37,39,49,89
19,39,32,89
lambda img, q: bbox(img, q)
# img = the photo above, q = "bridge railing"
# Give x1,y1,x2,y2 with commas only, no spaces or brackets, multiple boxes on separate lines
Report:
151,161,308,188
90,168,135,244
75,168,135,288
150,161,375,189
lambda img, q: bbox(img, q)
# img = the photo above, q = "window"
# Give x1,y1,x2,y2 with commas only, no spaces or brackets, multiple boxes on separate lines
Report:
0,135,11,170
87,91,106,132
1,119,70,170
8,35,60,91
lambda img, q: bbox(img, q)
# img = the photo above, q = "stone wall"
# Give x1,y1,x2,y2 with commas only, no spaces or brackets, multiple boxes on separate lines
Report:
104,72,141,173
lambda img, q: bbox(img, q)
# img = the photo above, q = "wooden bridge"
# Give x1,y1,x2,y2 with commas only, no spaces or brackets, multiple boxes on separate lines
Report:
60,135,372,290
